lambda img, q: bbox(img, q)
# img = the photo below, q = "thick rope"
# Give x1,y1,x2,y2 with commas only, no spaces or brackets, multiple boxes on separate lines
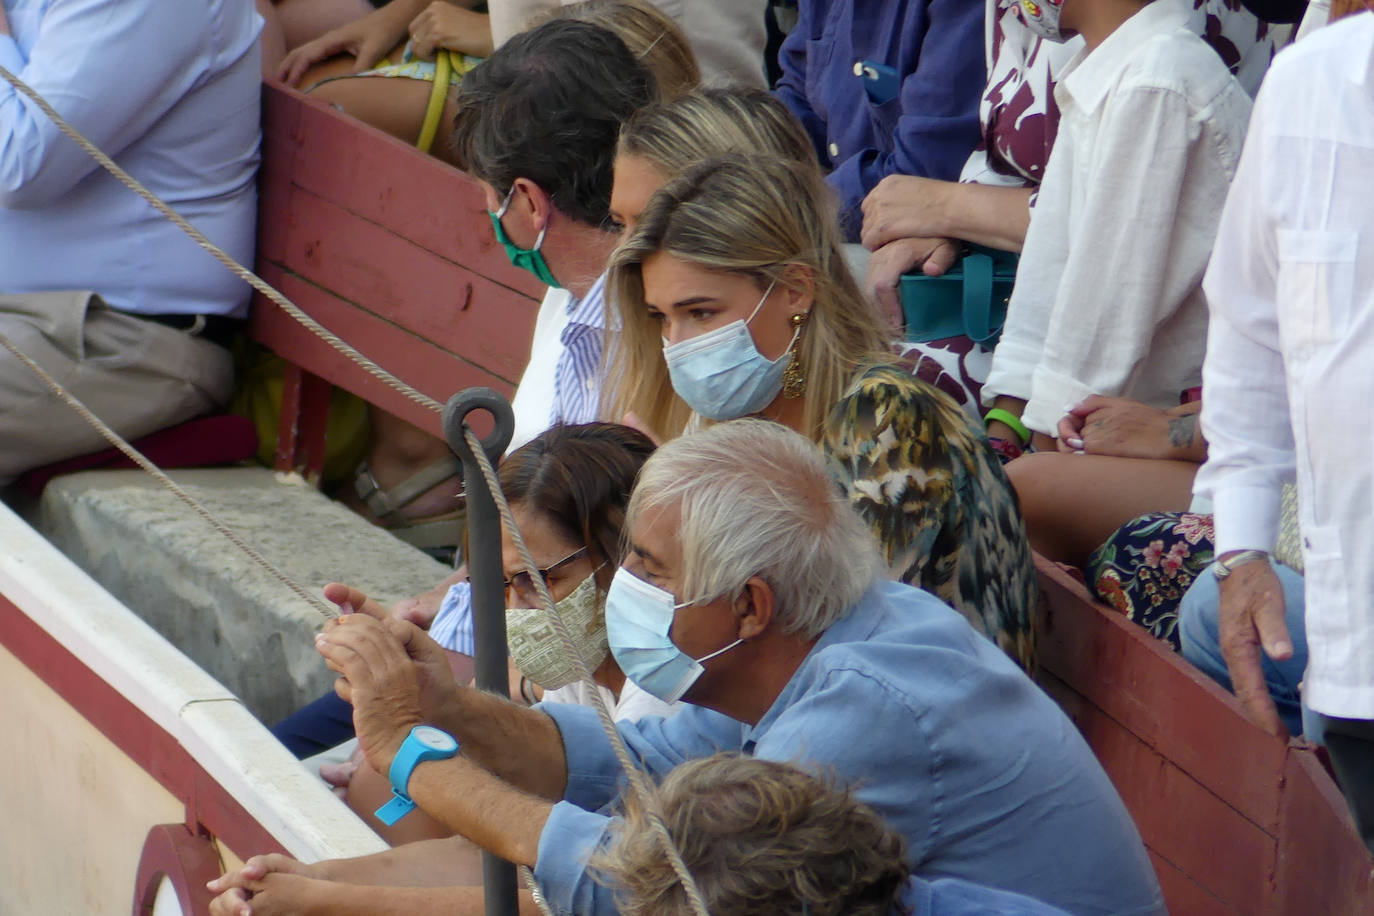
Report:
0,61,709,913
0,332,339,620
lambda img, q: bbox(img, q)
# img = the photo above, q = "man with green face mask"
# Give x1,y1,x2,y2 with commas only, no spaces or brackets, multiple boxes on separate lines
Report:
450,19,658,449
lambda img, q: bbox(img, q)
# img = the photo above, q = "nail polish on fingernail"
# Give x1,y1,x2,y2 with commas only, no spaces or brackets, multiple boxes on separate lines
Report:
340,602,354,615
1066,438,1084,449
1073,449,1086,456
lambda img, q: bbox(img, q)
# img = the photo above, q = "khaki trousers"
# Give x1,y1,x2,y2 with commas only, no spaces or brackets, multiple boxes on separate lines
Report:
0,291,234,484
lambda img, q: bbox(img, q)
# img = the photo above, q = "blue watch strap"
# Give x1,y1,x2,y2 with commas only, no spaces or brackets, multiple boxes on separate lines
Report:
374,725,460,826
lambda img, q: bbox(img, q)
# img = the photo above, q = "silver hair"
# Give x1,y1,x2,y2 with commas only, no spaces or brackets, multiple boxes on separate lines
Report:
627,419,884,638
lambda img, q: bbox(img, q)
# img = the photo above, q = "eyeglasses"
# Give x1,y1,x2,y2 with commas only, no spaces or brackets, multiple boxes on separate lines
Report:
468,546,589,595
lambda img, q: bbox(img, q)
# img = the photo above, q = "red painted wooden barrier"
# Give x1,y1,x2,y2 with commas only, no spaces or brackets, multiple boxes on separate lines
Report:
1036,557,1374,914
252,81,543,478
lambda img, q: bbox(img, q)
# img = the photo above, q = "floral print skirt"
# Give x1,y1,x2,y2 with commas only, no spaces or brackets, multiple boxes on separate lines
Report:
1086,512,1215,651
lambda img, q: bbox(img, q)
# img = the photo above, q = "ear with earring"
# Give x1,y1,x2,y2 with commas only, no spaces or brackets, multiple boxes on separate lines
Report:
782,311,809,398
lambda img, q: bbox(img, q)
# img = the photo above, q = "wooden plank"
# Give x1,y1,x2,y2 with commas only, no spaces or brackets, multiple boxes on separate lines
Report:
1274,747,1374,914
1150,852,1239,916
268,183,535,379
1035,557,1288,832
261,83,546,301
273,364,331,479
250,268,515,437
1043,672,1275,914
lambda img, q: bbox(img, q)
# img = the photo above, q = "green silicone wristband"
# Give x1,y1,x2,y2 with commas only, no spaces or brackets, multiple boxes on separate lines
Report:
984,408,1031,446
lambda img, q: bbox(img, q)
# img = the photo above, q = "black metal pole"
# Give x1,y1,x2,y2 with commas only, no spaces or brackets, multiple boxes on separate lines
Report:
443,387,517,916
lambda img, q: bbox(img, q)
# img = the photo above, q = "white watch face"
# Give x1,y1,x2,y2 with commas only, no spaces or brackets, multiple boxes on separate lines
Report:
413,725,458,752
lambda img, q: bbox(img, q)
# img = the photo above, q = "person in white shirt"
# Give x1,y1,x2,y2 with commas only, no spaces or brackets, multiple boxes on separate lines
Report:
0,0,261,485
978,0,1252,448
1193,9,1374,852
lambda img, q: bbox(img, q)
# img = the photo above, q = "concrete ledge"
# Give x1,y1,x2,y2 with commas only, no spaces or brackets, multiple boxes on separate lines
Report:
34,467,452,724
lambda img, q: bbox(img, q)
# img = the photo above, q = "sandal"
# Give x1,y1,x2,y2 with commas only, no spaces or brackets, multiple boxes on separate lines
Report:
353,455,465,555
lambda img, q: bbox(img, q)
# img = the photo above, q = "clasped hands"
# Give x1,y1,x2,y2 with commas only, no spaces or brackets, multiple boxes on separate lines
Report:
314,582,459,776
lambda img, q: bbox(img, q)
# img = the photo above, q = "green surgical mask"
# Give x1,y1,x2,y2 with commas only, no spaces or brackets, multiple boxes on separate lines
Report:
489,185,561,288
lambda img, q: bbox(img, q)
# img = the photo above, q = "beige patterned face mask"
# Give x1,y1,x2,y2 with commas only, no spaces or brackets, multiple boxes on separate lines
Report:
506,574,609,690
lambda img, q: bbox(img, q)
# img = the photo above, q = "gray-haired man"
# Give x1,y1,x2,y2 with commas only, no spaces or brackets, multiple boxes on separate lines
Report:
213,419,1163,916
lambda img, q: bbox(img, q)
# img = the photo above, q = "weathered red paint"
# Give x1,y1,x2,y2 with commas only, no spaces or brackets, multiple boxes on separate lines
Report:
253,83,541,471
131,824,223,916
1035,556,1374,913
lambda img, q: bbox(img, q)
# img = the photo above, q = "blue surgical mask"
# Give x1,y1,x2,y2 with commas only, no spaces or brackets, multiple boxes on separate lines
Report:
662,280,799,420
604,566,743,703
488,185,561,288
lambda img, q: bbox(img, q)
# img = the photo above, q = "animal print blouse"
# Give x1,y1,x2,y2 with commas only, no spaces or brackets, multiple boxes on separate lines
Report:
824,363,1037,670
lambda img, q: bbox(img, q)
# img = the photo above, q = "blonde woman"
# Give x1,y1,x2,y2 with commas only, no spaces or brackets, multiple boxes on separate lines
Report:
605,155,1037,669
610,88,821,236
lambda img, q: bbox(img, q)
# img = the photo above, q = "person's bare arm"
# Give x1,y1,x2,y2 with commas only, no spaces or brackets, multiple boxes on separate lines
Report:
861,178,1033,253
0,4,12,35
208,851,544,915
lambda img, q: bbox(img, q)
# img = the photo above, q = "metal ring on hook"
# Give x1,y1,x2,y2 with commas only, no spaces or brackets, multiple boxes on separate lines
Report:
443,388,515,465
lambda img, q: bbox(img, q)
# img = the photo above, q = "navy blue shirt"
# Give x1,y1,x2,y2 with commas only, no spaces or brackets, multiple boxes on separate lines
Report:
534,580,1165,916
773,0,987,236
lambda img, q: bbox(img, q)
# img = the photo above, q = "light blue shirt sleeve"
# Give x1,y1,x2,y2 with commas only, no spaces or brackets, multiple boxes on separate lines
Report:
531,702,749,914
0,33,23,75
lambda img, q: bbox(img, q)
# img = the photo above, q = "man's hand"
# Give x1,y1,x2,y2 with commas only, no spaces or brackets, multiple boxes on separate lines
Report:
207,855,326,916
1217,557,1293,739
276,0,418,85
1057,395,1202,461
316,614,427,774
324,586,464,723
864,237,959,327
409,2,492,59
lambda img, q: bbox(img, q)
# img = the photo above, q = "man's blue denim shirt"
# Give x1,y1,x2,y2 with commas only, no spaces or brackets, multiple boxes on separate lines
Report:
533,579,1165,916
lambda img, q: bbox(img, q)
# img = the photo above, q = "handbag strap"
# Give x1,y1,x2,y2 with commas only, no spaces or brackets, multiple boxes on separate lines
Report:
961,251,999,344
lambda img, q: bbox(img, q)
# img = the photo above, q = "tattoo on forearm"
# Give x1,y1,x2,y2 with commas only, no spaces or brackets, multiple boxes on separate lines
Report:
1168,414,1198,449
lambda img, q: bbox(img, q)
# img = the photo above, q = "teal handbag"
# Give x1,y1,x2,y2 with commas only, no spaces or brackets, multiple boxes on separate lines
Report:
899,244,1018,345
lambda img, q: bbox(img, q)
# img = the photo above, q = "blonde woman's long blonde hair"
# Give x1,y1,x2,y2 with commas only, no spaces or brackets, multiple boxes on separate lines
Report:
605,155,893,444
534,0,701,100
618,87,820,177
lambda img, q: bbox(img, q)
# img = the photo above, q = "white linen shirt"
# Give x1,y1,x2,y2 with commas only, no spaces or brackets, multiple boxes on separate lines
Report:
1195,14,1374,719
0,0,261,317
981,0,1251,435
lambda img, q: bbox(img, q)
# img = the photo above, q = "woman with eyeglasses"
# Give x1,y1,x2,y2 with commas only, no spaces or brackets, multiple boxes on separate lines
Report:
269,422,677,776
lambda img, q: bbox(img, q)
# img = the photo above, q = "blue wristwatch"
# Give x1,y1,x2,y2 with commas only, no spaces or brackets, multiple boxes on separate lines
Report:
374,725,460,826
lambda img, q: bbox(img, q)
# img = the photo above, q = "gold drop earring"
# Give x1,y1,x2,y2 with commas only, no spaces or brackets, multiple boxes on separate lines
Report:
782,312,809,399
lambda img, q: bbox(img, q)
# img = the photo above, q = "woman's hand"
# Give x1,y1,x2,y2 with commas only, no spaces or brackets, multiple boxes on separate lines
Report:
860,176,955,251
1057,395,1204,461
276,0,420,85
409,2,493,58
864,237,959,328
319,744,367,799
